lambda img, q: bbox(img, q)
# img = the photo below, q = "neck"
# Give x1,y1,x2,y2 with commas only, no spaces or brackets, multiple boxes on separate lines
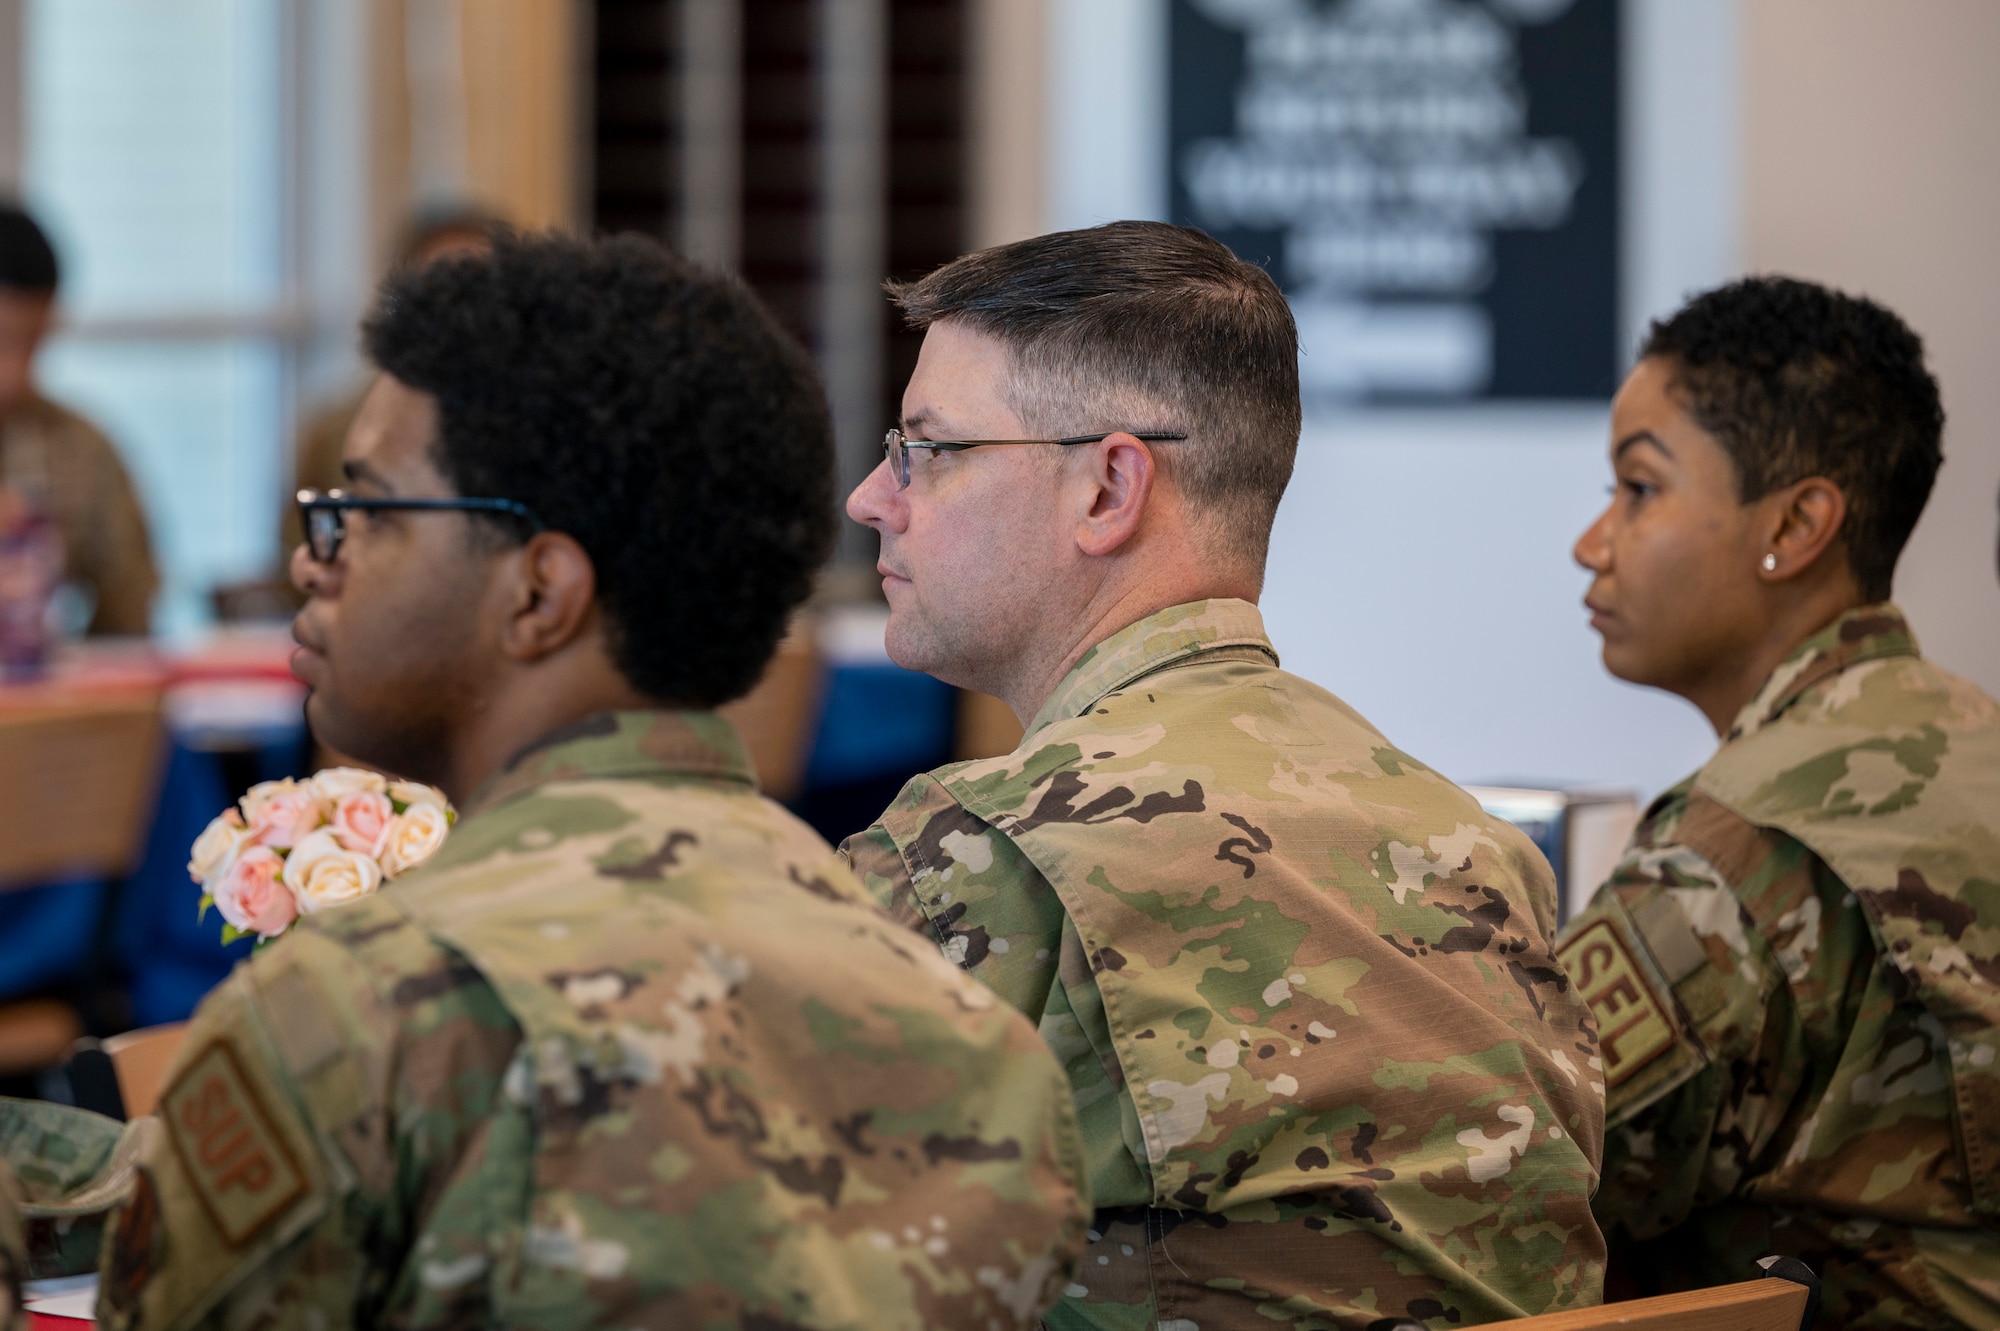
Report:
434,659,655,805
1685,583,1870,736
996,566,1261,724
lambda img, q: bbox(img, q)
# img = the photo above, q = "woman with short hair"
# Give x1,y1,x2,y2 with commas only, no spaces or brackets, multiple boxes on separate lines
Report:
1563,275,1999,1331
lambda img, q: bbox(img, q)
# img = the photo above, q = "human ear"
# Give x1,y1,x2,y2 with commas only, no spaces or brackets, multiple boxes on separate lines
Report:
1074,433,1157,558
1757,477,1848,581
497,531,600,663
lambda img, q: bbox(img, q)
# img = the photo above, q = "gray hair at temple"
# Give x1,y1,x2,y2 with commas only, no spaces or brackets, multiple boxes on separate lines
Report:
886,221,1301,570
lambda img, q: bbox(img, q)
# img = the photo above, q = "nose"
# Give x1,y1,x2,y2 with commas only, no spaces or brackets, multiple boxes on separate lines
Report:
846,457,906,533
1573,504,1614,574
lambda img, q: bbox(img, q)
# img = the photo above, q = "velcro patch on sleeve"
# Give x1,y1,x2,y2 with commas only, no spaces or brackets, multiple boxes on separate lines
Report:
1558,918,1678,1087
159,1040,308,1247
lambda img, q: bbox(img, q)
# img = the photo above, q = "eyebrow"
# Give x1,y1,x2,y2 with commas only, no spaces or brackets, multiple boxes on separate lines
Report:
1612,429,1671,462
899,407,941,437
340,459,395,494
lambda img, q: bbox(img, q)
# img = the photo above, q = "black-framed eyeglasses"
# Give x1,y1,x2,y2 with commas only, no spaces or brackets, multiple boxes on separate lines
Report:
880,428,1189,490
295,488,547,563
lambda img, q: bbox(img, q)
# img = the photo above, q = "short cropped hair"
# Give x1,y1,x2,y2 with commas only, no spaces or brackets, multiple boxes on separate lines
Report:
0,205,60,294
1642,276,1943,601
888,221,1300,567
364,232,835,707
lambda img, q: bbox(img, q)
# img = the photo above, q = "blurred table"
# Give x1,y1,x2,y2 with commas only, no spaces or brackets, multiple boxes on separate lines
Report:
0,647,167,891
0,631,308,1030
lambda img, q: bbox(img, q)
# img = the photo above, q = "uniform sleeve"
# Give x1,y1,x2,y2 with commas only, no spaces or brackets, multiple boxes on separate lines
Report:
97,911,530,1331
1560,802,1829,1242
843,784,1154,1207
842,780,1067,1026
94,952,360,1331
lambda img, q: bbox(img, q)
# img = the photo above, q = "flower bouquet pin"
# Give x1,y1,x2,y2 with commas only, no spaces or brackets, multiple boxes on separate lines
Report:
188,768,456,943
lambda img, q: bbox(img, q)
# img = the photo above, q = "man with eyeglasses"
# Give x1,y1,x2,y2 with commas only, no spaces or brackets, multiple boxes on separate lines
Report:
0,234,1090,1330
841,221,1606,1330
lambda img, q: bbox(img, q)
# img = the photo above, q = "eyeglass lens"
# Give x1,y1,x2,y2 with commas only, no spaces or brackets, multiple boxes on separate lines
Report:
306,506,343,563
883,429,910,489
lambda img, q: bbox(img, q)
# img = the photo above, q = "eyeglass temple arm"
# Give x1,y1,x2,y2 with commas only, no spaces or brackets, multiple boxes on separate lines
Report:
295,490,546,531
903,431,1188,452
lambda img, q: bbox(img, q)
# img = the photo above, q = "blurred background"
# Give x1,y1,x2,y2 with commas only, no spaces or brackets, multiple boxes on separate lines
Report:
0,0,1994,1107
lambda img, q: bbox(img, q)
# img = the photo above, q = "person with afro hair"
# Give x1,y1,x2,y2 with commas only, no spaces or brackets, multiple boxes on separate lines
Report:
1564,275,2000,1329
0,232,1091,1331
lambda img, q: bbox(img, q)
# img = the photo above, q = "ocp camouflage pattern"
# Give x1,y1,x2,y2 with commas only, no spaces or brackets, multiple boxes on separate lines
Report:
1564,605,2000,1329
843,600,1606,1329
0,1158,23,1331
0,1096,154,1283
59,710,1090,1330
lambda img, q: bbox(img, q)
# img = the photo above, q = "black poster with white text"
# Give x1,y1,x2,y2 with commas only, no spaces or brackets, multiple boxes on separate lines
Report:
1170,0,1620,402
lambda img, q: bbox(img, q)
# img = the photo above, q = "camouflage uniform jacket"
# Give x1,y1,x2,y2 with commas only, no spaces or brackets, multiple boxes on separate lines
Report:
90,710,1090,1331
0,393,157,635
0,1159,23,1331
842,600,1606,1330
1559,605,2000,1328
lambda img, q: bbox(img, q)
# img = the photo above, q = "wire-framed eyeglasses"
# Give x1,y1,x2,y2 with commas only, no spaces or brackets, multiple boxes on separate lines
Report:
295,488,547,564
880,428,1189,490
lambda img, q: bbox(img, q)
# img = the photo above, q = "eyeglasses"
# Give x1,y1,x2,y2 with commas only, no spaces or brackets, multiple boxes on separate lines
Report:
295,488,547,563
880,428,1189,490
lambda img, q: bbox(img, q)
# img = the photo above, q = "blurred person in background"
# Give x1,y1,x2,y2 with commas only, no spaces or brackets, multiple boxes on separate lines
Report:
1,232,1088,1330
841,221,1604,1330
1563,276,1998,1329
0,203,156,636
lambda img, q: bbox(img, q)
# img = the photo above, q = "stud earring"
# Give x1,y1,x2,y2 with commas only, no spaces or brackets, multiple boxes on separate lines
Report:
1762,553,1778,572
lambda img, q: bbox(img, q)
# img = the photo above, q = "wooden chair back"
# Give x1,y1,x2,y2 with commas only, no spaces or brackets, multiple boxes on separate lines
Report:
0,688,164,890
102,1021,189,1120
1497,1278,1809,1331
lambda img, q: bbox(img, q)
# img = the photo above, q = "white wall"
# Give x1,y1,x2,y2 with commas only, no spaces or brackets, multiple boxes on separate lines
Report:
1742,0,2000,702
1263,408,1715,800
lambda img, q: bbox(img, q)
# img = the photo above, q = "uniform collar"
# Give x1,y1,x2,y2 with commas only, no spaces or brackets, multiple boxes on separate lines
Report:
465,709,756,817
1023,598,1278,741
1724,603,1919,743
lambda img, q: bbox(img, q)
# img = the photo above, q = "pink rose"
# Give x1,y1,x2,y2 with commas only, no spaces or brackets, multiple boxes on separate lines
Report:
246,787,324,851
330,790,394,858
210,845,300,938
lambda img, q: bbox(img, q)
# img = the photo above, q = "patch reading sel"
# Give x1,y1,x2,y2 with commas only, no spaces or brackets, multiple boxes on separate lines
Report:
161,1039,308,1246
1559,919,1676,1086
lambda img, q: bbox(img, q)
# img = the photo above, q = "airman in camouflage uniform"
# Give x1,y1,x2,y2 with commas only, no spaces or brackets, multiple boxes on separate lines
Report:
844,222,1607,1329
0,232,1097,1328
845,599,1607,1329
1564,275,1995,1326
77,710,1085,1330
1561,606,2000,1328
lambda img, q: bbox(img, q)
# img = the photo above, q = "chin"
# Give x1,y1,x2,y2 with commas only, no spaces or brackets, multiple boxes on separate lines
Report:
879,614,929,674
1598,641,1671,693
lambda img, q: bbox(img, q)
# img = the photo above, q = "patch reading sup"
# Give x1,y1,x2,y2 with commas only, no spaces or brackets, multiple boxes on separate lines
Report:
1558,919,1677,1086
160,1040,308,1247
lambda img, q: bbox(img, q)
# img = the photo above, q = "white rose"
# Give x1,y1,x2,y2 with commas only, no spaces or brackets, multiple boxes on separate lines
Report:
388,780,449,812
290,847,384,914
381,803,450,876
308,766,389,802
240,778,302,819
282,828,345,887
188,810,251,884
